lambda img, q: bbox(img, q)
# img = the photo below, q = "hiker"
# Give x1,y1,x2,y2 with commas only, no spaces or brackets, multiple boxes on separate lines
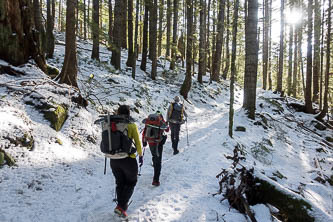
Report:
142,111,169,186
167,96,187,155
110,105,143,218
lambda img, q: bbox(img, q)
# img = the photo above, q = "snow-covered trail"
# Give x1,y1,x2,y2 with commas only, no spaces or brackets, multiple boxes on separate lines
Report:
79,102,246,222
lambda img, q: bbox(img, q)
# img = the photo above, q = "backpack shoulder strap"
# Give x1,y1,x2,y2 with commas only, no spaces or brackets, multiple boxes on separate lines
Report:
168,103,174,118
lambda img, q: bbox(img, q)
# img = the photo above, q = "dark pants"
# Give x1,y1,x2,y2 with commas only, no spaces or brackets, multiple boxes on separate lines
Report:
169,122,181,152
149,143,164,182
110,157,138,210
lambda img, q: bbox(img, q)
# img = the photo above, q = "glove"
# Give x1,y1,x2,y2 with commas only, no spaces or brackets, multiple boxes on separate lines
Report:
139,156,144,167
143,141,147,147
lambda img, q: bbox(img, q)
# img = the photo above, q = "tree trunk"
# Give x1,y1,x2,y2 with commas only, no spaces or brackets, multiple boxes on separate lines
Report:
305,0,314,113
148,0,154,60
277,0,284,93
134,0,139,58
0,0,47,72
319,0,326,110
166,0,172,57
122,1,128,49
206,0,211,73
229,0,239,138
126,0,134,66
211,0,225,82
140,0,149,71
151,0,158,80
312,0,321,103
292,24,298,97
91,0,99,60
243,0,259,120
158,0,164,57
198,0,207,83
262,0,269,89
87,0,90,37
33,0,46,55
84,0,87,40
192,0,198,75
108,0,113,45
180,0,193,99
56,0,78,87
316,0,331,120
222,0,230,80
111,0,122,70
46,0,55,58
170,0,179,70
268,0,272,90
287,22,293,96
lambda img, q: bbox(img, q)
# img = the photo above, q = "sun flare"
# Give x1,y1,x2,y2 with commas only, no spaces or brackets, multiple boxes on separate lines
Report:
285,9,303,25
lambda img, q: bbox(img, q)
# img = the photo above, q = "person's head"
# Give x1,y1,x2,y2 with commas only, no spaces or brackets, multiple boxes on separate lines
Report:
117,105,130,117
174,96,180,103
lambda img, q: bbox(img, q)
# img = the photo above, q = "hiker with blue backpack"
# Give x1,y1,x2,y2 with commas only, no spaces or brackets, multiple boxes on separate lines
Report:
99,105,143,219
167,96,187,155
142,111,169,186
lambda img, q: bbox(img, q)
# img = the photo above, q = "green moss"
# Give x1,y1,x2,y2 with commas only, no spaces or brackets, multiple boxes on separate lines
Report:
251,178,314,222
46,64,59,78
44,105,68,131
0,151,4,165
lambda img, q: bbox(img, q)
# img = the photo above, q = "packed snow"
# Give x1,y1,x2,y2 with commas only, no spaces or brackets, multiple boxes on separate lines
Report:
0,34,332,222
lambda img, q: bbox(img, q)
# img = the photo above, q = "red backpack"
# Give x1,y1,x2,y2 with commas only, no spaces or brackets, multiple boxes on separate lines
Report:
143,114,167,142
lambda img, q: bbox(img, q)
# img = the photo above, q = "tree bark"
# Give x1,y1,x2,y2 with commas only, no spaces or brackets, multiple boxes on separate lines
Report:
108,0,113,45
305,0,314,113
111,0,122,70
158,0,164,57
134,0,139,58
166,0,172,57
0,0,47,72
277,0,284,93
287,22,293,96
198,0,207,83
312,0,321,103
170,0,179,70
122,1,128,49
126,0,135,66
262,0,269,89
206,0,211,73
46,0,55,58
151,0,158,80
229,0,239,137
91,0,100,60
211,0,225,82
316,0,331,120
56,0,78,87
268,0,272,90
222,0,230,80
292,24,298,97
180,0,193,99
140,0,149,71
33,0,46,55
243,0,259,120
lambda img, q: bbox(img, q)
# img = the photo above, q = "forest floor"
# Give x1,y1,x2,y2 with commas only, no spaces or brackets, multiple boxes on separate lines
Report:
0,34,332,222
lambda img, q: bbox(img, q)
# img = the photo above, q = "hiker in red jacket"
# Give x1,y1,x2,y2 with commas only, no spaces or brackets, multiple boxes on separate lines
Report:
142,111,169,186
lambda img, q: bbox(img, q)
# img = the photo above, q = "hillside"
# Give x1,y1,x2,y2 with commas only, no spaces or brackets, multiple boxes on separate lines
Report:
0,36,332,222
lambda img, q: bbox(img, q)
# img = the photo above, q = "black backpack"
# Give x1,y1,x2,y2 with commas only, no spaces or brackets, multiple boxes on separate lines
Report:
99,114,136,157
169,103,184,122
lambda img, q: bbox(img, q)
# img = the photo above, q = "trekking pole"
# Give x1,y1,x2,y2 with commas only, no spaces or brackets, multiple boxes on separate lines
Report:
186,120,189,147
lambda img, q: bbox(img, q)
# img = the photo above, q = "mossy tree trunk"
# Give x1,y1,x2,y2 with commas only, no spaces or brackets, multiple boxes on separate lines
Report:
0,0,47,73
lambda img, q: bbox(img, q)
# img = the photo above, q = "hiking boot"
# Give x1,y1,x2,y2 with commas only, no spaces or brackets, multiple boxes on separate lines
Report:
173,150,179,155
114,205,128,218
152,180,160,186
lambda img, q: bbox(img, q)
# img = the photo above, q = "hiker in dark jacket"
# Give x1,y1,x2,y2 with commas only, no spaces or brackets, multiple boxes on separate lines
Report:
142,111,169,186
110,105,143,218
166,96,187,155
